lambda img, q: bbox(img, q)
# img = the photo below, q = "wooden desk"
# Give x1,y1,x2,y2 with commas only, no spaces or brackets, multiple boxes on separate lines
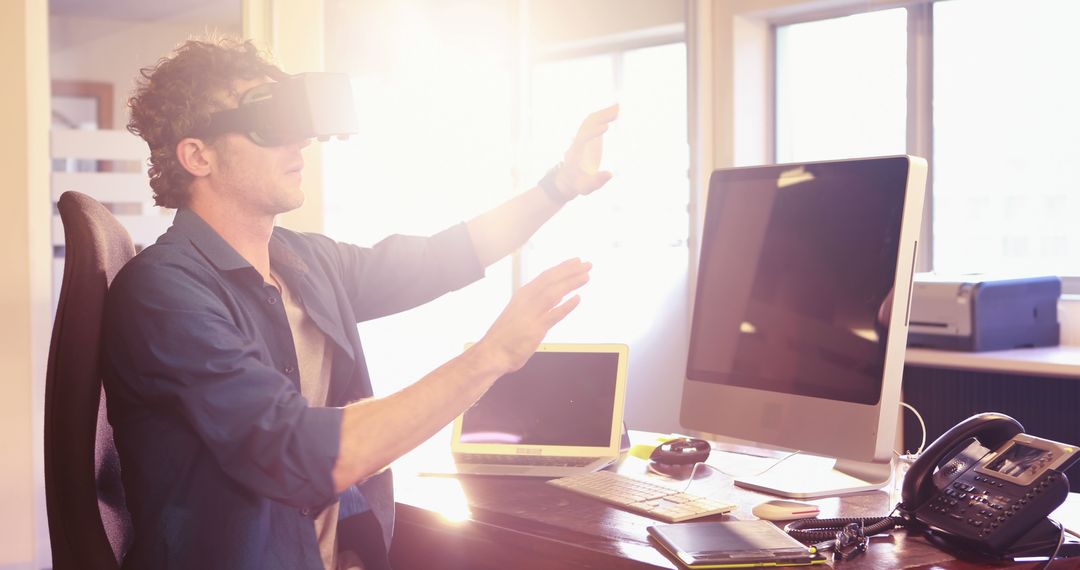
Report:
388,432,1080,569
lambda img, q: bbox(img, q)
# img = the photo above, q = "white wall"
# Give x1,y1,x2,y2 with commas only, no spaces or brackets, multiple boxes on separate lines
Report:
2,3,50,569
50,11,241,130
242,0,326,233
528,0,684,47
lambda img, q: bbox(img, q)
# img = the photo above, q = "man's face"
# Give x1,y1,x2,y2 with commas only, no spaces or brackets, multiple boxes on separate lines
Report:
206,77,311,217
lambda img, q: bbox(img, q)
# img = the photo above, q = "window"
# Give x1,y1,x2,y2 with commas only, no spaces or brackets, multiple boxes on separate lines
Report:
322,1,516,395
321,1,691,433
774,0,1080,289
525,42,690,344
933,0,1080,277
775,8,907,163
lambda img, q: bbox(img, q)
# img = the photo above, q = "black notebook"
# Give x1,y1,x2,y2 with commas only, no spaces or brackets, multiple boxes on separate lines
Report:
647,520,827,568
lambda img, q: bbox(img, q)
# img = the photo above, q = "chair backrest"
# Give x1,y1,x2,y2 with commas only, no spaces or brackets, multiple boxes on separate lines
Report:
45,191,136,569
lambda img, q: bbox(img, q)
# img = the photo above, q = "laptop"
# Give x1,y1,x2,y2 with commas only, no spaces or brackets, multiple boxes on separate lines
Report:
450,343,630,477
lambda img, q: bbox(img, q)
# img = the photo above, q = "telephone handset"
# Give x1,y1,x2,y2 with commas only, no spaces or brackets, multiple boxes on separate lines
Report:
896,412,1079,554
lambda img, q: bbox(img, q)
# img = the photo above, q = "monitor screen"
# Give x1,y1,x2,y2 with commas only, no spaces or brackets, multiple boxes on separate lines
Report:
687,159,907,406
459,351,619,447
680,156,926,489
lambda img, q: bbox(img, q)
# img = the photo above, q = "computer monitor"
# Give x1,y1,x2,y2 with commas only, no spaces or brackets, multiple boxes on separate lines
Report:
680,155,927,499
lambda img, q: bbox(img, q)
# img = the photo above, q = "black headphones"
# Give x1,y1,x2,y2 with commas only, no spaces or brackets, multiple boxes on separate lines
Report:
649,437,712,465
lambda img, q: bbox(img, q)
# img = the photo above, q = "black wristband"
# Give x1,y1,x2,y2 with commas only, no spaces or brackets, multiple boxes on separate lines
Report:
539,162,573,204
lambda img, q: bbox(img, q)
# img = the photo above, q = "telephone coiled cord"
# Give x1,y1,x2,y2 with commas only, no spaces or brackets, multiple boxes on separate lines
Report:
784,516,904,543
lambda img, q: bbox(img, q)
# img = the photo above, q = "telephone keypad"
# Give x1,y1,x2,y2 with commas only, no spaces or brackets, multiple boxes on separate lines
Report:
935,483,1006,529
973,474,1008,488
919,469,1071,551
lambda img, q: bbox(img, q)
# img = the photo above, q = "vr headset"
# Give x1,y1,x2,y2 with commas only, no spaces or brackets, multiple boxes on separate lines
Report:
198,72,359,147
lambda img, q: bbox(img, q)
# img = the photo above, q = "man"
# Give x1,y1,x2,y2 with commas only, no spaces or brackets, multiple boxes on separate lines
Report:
103,37,618,569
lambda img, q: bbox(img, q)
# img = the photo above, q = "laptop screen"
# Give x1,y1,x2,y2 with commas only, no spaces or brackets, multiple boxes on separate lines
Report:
459,351,620,447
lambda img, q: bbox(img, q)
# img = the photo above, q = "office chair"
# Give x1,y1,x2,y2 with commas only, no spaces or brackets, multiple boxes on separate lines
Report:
45,191,135,569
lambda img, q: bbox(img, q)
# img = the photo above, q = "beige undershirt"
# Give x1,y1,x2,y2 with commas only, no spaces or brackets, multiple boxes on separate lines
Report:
272,271,360,570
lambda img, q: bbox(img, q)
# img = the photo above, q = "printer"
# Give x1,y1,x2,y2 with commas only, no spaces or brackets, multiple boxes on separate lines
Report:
907,274,1061,351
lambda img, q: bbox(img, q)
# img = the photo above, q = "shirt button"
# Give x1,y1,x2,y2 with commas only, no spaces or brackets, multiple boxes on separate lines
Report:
284,365,295,374
300,507,311,517
267,296,278,305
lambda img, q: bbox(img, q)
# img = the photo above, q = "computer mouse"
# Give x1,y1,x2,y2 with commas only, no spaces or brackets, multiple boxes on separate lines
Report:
751,499,820,521
649,437,711,465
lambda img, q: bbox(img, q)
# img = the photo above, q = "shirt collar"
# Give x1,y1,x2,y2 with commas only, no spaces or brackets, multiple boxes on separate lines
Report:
269,232,312,276
171,208,313,277
171,208,253,272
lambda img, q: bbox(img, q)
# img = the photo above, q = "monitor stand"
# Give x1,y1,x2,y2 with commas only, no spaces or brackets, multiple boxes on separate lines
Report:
733,453,892,499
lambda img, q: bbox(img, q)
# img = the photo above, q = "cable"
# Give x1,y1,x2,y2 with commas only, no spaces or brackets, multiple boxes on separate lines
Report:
1032,518,1067,565
672,455,803,495
702,449,804,480
681,461,709,493
784,516,903,544
671,462,740,494
755,449,803,476
898,401,926,455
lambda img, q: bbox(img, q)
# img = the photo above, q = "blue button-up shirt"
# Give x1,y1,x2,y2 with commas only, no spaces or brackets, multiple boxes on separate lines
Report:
102,208,483,569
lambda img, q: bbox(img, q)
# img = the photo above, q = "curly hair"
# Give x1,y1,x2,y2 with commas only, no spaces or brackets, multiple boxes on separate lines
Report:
127,36,286,209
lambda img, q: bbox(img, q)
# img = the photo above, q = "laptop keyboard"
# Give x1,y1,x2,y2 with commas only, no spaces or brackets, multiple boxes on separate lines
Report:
456,453,596,467
547,470,736,523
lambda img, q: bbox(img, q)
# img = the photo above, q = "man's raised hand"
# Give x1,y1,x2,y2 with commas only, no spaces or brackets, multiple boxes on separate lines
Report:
476,258,591,373
553,104,619,199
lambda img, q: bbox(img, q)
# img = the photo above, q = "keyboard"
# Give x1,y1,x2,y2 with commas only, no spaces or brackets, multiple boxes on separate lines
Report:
547,470,736,522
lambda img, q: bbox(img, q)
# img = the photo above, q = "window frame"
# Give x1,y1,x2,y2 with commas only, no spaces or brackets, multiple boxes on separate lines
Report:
768,0,1080,294
519,25,688,289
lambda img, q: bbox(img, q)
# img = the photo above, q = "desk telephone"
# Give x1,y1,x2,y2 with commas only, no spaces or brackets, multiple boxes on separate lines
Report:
787,412,1079,560
898,412,1078,554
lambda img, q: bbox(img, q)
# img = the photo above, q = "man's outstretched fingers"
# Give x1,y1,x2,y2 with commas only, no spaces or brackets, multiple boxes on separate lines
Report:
543,295,582,328
535,264,591,307
574,122,611,143
527,259,591,292
581,103,619,128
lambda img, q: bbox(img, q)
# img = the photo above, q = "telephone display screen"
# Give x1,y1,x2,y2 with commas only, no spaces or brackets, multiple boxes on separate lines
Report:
986,443,1051,478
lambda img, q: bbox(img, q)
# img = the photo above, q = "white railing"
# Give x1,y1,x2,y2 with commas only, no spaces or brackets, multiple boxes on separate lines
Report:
49,128,173,311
